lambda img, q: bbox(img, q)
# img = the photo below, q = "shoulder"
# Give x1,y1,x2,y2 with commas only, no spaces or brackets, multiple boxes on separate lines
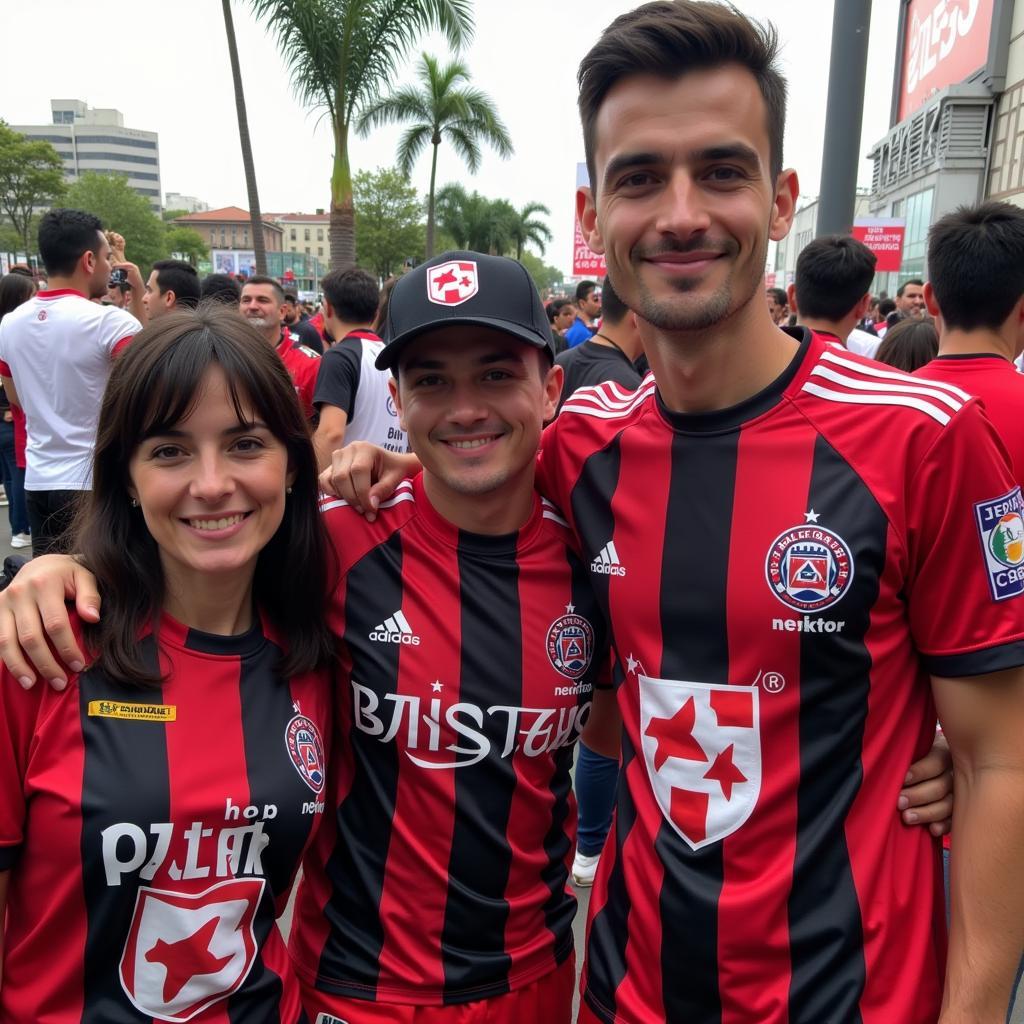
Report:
319,478,418,570
555,372,657,427
292,343,320,360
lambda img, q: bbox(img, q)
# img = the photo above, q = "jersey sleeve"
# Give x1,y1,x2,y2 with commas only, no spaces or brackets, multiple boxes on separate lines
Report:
99,307,141,355
314,339,362,419
0,671,47,869
906,399,1024,676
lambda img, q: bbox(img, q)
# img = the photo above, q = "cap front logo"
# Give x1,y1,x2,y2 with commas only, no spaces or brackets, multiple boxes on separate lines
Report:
427,260,478,306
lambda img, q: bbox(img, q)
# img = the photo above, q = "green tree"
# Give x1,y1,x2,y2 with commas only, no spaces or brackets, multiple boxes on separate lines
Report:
0,122,66,250
435,184,516,255
353,167,425,279
508,201,551,261
162,208,189,222
65,172,166,273
519,250,563,295
223,0,267,272
358,53,512,259
163,226,210,265
249,0,473,270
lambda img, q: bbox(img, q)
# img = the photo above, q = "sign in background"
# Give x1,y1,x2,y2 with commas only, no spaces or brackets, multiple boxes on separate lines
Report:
897,0,995,121
852,218,907,272
573,163,607,278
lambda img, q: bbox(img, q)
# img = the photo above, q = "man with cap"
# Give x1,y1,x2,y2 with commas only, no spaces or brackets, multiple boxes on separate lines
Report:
0,251,617,1024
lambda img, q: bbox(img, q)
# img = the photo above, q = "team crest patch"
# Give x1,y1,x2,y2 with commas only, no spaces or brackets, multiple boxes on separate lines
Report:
975,487,1024,602
546,605,595,679
765,521,854,612
286,715,325,794
426,259,478,306
639,675,761,851
119,877,264,1022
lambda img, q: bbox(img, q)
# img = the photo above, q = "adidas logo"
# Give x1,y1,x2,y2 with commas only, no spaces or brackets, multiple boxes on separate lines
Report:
368,609,421,645
591,541,627,576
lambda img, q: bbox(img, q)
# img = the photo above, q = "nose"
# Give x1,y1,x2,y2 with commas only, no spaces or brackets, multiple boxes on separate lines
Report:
654,170,712,239
445,381,489,426
189,449,235,502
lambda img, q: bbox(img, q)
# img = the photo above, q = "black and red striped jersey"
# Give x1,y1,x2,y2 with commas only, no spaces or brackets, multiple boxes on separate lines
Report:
538,330,1024,1024
289,473,608,1005
0,612,330,1023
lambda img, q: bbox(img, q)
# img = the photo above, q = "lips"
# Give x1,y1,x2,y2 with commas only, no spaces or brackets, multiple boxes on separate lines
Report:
184,512,251,531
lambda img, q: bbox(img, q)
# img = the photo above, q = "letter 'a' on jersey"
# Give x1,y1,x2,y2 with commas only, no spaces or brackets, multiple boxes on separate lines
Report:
289,474,610,1006
539,329,1024,1024
0,612,330,1022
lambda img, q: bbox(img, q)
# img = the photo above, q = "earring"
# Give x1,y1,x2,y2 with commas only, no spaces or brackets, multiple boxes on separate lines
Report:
130,497,138,508
286,486,293,495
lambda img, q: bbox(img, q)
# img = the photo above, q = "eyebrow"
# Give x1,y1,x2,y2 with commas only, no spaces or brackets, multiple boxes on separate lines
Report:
403,349,528,371
603,143,763,188
148,420,270,439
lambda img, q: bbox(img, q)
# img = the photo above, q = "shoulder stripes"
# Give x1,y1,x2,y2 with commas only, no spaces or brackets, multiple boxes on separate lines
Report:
541,497,569,528
559,374,657,420
801,349,969,426
319,479,416,515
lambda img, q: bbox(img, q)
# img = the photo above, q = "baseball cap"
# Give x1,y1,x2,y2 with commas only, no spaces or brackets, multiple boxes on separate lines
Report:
375,251,556,370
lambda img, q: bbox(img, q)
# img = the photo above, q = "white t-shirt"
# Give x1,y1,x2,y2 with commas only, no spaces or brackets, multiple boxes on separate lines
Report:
0,289,139,490
846,327,882,360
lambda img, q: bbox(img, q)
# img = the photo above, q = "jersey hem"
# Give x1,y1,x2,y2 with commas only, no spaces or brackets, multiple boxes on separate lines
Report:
582,986,620,1023
294,932,574,1006
922,636,1024,677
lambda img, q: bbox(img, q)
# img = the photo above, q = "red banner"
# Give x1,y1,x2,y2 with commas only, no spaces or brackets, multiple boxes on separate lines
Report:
852,219,907,273
574,163,607,277
898,0,995,122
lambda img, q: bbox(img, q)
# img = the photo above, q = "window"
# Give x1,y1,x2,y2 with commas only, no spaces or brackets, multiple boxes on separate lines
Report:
75,151,159,166
899,187,933,280
243,231,249,245
318,247,323,256
304,228,310,241
317,228,324,241
74,135,157,149
290,228,296,240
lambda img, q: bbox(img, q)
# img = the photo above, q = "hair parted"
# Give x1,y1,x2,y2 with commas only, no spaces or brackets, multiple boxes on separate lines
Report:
152,259,201,309
874,317,938,373
37,208,105,277
794,235,876,322
927,201,1024,332
578,0,786,188
73,305,337,687
321,267,380,325
245,274,285,303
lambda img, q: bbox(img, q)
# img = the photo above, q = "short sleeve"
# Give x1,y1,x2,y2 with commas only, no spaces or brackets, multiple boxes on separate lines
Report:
906,400,1024,676
314,339,362,419
98,307,141,355
0,670,46,869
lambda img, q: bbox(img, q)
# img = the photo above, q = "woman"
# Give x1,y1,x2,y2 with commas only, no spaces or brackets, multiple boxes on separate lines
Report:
0,305,336,1021
0,274,34,547
874,317,939,373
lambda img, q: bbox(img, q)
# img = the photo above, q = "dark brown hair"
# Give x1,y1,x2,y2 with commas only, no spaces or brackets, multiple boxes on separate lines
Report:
0,273,35,320
874,318,938,374
578,0,787,187
74,305,337,685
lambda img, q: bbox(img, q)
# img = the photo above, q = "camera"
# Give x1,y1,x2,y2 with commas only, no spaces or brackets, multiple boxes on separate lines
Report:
109,268,128,286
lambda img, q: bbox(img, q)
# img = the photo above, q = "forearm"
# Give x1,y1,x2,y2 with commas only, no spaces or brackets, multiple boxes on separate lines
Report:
127,291,147,326
942,762,1024,1022
314,426,346,472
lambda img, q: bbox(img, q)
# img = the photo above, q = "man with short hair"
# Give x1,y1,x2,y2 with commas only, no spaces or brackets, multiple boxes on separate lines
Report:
0,208,140,555
766,285,788,325
201,272,242,306
787,235,881,357
312,267,406,468
142,259,201,321
895,278,926,320
565,279,602,347
283,291,324,353
240,276,320,419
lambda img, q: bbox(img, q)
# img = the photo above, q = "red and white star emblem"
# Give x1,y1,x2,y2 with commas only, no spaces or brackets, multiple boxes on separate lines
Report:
427,260,478,306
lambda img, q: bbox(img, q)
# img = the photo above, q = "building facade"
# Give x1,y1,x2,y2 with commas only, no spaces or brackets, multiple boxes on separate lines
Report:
268,212,332,261
165,193,209,214
13,99,162,211
772,195,873,288
172,206,284,253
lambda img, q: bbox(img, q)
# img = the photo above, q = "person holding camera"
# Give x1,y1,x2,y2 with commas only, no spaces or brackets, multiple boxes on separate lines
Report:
0,209,140,556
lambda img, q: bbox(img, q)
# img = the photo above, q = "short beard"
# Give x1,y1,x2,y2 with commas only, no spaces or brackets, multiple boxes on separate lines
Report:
246,316,269,329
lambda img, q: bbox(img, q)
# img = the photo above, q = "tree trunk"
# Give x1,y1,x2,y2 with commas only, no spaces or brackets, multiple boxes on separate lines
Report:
329,122,356,269
426,138,440,259
222,0,266,274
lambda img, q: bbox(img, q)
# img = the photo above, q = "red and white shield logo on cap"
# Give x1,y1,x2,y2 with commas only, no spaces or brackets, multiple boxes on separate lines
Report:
427,260,478,306
119,877,264,1022
639,675,761,851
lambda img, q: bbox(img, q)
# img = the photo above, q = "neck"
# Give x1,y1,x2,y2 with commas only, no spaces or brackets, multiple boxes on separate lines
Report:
326,317,375,339
423,469,536,536
641,299,799,413
798,314,856,344
592,324,644,361
162,567,255,636
265,323,285,346
46,274,86,294
938,326,1017,362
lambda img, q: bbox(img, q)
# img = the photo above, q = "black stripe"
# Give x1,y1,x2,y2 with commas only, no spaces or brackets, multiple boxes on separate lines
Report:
316,532,405,996
80,637,170,1023
230,638,318,1023
787,435,883,1023
654,430,736,1024
439,535,521,999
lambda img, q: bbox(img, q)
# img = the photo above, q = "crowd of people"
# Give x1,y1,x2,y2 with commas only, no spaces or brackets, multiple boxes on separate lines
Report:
0,1,1020,1022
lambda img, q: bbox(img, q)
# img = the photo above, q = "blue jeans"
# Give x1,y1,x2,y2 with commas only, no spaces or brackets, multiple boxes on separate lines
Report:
575,742,619,856
0,420,28,536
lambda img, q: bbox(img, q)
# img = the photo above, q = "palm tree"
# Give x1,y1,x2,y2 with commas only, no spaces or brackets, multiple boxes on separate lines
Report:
357,53,513,258
508,201,552,261
223,0,266,273
249,0,473,269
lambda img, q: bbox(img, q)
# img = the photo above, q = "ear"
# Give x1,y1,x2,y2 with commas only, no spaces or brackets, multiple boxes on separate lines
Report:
853,292,872,319
543,361,564,421
82,248,97,276
323,298,335,320
388,375,407,431
577,186,605,255
923,282,941,318
769,169,800,242
786,283,797,312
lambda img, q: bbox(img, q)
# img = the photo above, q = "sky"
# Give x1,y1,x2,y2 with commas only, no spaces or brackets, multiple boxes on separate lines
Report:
2,0,902,277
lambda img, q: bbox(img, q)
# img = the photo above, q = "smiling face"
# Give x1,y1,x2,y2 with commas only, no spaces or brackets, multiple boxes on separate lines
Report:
579,65,797,335
240,283,285,340
128,364,293,598
393,327,562,531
